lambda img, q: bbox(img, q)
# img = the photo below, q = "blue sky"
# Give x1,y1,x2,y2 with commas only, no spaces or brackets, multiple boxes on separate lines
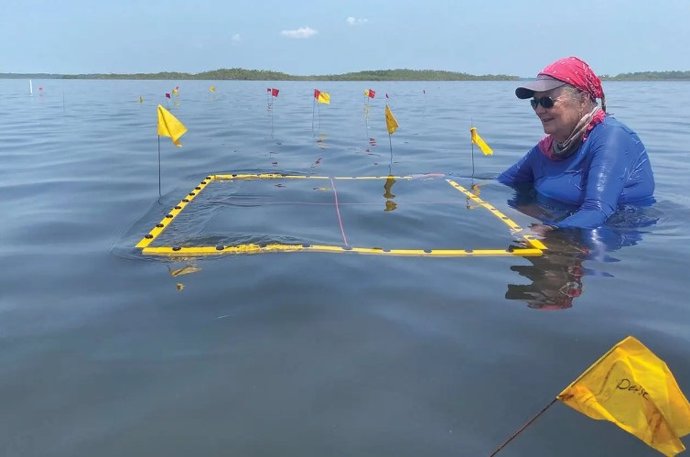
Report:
2,0,689,77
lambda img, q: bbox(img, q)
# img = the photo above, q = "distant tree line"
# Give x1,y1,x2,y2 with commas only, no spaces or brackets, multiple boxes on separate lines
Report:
2,68,689,81
0,68,518,81
601,71,690,81
302,69,518,81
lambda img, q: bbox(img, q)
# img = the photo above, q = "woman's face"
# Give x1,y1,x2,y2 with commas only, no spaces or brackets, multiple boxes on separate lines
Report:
532,86,585,142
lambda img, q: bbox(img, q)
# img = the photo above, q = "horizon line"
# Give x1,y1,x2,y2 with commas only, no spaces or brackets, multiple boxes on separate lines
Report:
2,67,690,81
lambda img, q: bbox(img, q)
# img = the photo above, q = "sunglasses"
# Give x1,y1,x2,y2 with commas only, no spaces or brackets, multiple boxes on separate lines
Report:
530,96,556,109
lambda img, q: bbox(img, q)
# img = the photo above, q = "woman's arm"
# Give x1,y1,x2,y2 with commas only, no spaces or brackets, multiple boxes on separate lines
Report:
497,147,537,186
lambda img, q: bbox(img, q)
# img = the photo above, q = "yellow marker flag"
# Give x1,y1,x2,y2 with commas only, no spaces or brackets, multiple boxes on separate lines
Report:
557,336,690,456
157,104,187,147
470,127,493,155
317,92,330,104
209,85,216,93
385,104,398,135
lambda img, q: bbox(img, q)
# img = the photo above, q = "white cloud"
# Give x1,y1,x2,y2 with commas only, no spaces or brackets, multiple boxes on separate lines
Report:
346,16,368,26
281,27,318,39
231,33,241,45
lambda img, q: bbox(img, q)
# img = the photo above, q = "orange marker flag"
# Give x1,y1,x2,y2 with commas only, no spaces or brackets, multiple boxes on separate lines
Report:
157,104,187,147
470,127,493,156
385,104,398,135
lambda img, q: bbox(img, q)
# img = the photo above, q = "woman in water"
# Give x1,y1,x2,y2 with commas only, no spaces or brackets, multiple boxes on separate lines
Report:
498,56,655,229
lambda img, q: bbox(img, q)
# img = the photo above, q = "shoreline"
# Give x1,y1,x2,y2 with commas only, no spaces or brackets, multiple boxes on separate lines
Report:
2,68,689,81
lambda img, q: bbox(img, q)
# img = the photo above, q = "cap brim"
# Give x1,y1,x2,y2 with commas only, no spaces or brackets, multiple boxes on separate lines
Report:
515,78,566,99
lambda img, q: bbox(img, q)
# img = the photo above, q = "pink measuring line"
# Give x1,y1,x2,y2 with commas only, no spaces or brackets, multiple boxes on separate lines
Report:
329,177,350,247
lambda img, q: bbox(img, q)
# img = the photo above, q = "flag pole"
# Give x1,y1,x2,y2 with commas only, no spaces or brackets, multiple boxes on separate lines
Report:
364,106,369,142
157,135,162,199
364,94,369,131
488,398,558,457
470,120,476,179
312,93,316,134
270,92,275,138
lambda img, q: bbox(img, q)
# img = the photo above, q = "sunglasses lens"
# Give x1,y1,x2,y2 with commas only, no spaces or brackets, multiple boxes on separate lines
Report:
530,97,555,109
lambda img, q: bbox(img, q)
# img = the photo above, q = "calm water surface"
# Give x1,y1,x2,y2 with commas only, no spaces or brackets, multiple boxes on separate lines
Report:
1,79,690,456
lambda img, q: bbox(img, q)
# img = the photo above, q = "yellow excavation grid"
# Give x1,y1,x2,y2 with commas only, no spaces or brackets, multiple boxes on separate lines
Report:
136,173,546,257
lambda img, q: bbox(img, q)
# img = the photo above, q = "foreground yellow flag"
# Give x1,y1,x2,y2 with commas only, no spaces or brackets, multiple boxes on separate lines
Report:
470,127,493,155
557,336,690,456
157,105,187,147
385,104,398,135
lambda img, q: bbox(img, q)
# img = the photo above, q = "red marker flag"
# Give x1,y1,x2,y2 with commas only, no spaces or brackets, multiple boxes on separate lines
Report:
271,88,279,97
364,89,375,98
314,89,321,99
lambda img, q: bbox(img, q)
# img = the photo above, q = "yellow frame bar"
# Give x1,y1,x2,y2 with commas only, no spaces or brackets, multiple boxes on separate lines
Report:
136,174,546,257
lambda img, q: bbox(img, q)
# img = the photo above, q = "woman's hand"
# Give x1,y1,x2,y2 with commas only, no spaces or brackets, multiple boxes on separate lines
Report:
530,223,556,237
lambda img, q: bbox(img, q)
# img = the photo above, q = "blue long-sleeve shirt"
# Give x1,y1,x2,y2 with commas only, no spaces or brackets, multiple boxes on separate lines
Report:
498,116,655,228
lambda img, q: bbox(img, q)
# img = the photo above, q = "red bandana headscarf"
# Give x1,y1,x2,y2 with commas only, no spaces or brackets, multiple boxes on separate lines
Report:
537,57,607,159
539,56,606,112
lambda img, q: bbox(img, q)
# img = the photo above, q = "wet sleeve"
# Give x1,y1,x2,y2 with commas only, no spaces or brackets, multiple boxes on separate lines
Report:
497,147,536,186
554,128,632,228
